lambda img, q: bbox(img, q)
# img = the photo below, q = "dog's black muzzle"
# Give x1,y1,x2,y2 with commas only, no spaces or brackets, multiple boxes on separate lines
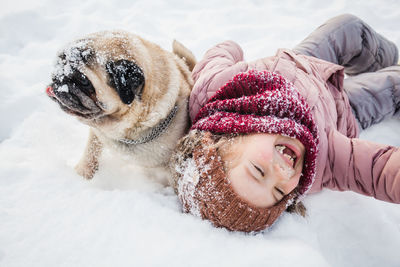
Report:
47,70,102,119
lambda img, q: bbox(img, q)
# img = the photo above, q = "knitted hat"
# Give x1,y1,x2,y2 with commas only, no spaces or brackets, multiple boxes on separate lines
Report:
173,70,319,232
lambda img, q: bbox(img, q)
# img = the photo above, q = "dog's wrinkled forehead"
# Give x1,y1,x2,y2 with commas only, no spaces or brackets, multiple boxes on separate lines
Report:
52,32,139,82
52,38,96,82
51,32,146,106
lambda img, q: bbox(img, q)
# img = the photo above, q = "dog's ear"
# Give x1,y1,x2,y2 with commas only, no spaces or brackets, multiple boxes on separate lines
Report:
172,40,196,72
106,60,145,105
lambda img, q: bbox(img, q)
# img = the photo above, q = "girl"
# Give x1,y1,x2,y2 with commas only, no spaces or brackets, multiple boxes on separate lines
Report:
170,14,400,232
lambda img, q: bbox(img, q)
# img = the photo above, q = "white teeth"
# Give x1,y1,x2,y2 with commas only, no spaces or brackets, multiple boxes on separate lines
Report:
275,145,285,154
275,145,296,163
284,153,295,163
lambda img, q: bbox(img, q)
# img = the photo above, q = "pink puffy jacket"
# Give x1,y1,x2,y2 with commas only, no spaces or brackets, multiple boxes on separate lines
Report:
189,41,400,203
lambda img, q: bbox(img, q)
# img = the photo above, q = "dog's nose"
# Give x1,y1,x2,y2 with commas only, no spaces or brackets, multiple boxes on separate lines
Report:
106,60,145,105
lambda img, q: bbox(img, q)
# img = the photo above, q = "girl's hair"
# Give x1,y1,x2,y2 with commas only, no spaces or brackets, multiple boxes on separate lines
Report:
170,130,307,217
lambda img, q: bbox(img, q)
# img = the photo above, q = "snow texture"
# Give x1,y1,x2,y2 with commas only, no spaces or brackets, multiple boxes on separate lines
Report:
0,0,400,266
176,157,202,218
52,39,92,82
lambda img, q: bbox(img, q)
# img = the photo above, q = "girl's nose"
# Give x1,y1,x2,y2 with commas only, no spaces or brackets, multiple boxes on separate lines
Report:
272,164,300,194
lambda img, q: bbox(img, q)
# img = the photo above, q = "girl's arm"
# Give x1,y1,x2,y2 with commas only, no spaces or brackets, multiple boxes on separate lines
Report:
324,130,400,203
189,41,248,121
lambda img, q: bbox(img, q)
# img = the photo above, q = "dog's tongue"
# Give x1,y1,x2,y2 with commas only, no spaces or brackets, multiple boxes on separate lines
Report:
46,86,55,97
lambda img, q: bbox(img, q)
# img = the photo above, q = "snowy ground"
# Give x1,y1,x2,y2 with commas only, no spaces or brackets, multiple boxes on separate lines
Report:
1,0,400,266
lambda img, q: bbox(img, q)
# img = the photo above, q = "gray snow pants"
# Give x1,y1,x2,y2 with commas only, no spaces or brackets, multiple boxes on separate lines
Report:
293,14,400,130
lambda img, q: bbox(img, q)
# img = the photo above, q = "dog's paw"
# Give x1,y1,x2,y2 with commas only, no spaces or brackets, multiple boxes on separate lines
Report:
74,161,98,179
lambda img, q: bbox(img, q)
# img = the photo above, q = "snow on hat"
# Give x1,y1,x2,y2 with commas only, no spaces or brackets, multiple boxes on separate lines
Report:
173,70,319,232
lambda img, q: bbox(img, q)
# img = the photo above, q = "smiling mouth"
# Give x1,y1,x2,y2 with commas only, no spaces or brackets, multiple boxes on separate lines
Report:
275,145,297,167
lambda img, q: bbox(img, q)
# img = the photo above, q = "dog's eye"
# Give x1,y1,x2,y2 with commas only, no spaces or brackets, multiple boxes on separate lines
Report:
73,73,91,87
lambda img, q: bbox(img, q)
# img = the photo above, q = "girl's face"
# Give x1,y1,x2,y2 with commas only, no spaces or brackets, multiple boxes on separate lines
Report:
225,133,305,208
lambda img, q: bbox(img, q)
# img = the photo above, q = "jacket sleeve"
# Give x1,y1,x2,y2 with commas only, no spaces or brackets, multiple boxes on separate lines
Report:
324,130,400,203
189,41,248,121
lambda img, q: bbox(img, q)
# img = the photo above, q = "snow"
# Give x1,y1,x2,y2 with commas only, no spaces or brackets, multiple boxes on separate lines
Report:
52,38,92,82
176,157,202,218
57,84,69,93
0,0,400,266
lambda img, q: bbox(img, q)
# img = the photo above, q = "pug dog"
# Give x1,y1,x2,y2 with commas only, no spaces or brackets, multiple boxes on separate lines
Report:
46,30,196,181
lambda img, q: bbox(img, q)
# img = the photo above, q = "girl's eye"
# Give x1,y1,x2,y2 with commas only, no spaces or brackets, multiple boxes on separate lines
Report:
252,163,264,177
275,187,285,197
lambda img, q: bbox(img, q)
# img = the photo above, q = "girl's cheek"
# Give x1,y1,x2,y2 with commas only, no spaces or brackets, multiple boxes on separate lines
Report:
257,150,274,163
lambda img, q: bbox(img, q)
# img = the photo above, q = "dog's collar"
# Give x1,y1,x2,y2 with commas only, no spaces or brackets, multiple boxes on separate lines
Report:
118,104,178,146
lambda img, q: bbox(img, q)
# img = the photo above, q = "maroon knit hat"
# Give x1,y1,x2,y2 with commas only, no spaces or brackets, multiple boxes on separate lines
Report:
175,70,319,232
